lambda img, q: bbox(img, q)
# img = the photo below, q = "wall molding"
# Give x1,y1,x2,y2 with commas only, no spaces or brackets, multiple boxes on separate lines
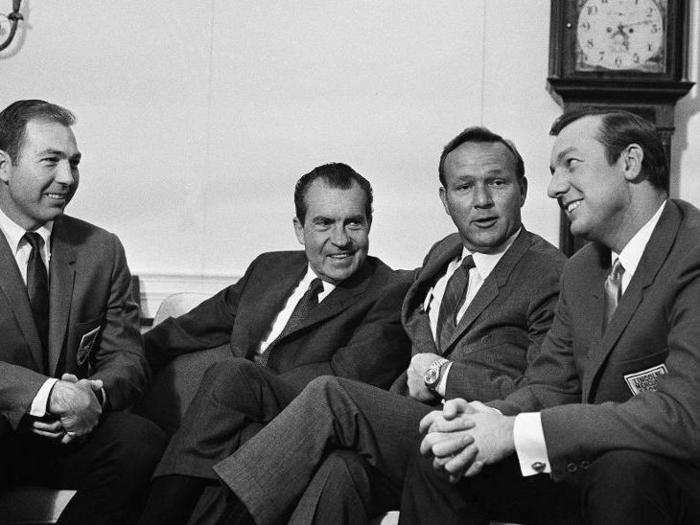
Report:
136,273,240,319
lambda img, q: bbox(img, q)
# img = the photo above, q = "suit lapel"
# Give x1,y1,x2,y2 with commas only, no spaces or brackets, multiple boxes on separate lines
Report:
402,235,463,355
239,261,307,357
443,229,528,354
48,220,77,376
583,203,680,398
0,231,45,371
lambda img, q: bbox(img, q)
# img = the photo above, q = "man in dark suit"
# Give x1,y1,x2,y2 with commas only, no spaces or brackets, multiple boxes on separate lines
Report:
138,163,411,524
0,99,165,524
207,127,566,524
405,110,700,524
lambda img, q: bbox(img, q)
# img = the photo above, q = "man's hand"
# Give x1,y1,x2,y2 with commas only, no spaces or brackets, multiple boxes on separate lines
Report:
48,377,102,443
407,352,441,401
419,398,516,482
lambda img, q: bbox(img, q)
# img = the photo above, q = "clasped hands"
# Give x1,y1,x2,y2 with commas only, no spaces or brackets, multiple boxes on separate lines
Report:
31,373,103,444
419,398,516,483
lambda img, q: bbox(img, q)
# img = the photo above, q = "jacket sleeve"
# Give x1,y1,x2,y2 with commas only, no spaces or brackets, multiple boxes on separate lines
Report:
279,272,413,390
89,234,148,410
143,254,268,373
0,362,51,429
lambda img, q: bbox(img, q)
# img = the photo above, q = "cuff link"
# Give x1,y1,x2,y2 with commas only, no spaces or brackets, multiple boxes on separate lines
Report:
531,461,546,473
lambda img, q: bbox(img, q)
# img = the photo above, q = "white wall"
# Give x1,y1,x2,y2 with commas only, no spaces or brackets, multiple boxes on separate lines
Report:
1,0,698,311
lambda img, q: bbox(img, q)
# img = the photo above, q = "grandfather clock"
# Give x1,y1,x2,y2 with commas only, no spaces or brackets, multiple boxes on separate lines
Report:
547,0,694,255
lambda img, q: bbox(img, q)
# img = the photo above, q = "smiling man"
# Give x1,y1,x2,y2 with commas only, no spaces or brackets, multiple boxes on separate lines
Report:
0,99,165,524
139,163,411,524
404,110,700,524
201,127,566,525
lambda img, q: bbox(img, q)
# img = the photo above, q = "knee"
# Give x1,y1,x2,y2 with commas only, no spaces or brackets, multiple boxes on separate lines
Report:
101,412,167,478
304,375,342,397
202,357,255,384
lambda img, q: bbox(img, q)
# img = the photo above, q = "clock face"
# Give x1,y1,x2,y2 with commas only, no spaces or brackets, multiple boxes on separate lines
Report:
575,0,667,73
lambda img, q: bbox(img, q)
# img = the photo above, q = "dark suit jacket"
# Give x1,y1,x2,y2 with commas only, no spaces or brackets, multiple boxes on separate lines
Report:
492,200,700,481
392,229,566,401
144,251,411,390
0,215,147,431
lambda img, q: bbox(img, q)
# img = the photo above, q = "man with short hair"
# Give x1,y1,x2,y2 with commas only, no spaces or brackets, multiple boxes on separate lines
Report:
138,163,411,524
207,127,566,524
406,110,700,524
0,99,165,524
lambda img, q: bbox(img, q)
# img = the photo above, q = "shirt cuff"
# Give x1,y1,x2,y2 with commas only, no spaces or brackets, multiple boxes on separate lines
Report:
434,362,453,397
29,378,58,417
513,412,552,476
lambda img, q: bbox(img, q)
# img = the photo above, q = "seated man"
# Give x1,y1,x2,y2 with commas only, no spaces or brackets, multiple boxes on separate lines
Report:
407,110,700,524
139,163,412,523
199,126,567,524
0,99,165,525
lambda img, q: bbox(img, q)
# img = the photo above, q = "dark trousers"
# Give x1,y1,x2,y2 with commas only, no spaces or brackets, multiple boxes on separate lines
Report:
214,375,432,525
399,448,700,525
153,358,301,480
0,411,166,525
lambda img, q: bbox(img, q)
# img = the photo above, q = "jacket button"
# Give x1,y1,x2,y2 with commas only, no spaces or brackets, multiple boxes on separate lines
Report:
580,460,590,470
481,335,490,344
566,462,577,473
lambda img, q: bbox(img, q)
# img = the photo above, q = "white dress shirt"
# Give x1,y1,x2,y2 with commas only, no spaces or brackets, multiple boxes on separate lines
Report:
423,230,521,396
513,201,667,476
0,207,57,417
257,266,334,354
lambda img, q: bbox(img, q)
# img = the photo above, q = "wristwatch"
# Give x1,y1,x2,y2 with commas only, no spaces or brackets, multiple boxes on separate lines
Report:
424,358,450,392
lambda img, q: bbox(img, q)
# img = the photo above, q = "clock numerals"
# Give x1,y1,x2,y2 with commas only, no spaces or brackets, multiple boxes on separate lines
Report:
575,0,666,73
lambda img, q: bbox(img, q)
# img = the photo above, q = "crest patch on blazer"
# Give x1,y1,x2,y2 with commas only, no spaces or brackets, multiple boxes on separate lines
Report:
624,363,668,395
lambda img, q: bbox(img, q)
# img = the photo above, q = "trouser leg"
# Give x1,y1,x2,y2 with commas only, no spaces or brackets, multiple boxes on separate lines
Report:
141,358,298,524
579,450,700,525
215,375,432,525
289,450,373,525
399,448,577,525
55,411,166,525
154,358,299,479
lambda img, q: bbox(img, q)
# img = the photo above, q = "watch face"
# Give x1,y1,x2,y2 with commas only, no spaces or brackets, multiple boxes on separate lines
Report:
575,0,667,73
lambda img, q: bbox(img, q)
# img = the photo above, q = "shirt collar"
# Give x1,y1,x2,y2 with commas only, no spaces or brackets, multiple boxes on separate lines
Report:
462,227,521,279
305,265,336,297
613,200,666,276
0,206,53,253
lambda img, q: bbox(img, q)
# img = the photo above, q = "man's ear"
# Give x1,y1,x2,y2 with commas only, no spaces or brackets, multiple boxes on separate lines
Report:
622,144,644,181
293,216,305,245
0,149,11,183
519,176,528,207
438,186,450,216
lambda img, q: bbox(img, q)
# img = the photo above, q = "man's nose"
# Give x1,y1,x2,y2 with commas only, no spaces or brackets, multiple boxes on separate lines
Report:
54,161,76,186
473,184,493,208
547,170,568,199
330,225,350,246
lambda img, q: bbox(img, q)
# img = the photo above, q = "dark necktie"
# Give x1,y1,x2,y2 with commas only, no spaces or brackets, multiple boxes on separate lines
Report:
24,232,50,372
279,277,324,340
603,257,625,333
437,255,475,352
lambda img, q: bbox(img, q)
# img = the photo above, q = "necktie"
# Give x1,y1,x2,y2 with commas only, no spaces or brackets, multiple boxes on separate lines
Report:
603,257,625,333
437,255,475,352
24,232,50,372
279,278,324,340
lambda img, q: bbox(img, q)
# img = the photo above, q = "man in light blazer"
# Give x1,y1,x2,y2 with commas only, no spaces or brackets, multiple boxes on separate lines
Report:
0,99,165,524
203,127,566,524
138,163,411,524
407,110,700,523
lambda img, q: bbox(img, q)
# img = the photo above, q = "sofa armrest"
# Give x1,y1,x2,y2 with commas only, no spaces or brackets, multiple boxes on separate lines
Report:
135,345,232,436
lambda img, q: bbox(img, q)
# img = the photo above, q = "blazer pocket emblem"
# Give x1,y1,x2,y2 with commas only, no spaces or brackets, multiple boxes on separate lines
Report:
624,363,668,395
77,326,101,366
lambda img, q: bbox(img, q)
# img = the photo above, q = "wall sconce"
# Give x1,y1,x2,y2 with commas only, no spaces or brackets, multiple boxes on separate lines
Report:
0,0,23,52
